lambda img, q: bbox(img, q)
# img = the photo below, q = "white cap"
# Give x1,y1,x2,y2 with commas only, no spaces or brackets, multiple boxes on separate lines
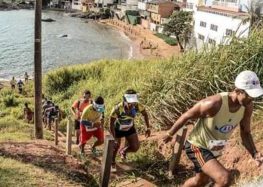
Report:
124,94,139,103
235,70,263,98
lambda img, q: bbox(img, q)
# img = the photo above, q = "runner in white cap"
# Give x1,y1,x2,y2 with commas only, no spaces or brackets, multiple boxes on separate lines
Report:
161,70,263,187
109,89,151,172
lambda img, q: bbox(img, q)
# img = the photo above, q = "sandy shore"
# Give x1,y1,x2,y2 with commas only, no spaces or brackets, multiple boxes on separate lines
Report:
99,19,181,60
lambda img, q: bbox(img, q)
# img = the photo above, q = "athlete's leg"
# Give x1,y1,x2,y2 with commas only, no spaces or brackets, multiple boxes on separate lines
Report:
201,159,230,187
183,172,210,187
112,138,121,164
92,128,104,148
123,132,139,154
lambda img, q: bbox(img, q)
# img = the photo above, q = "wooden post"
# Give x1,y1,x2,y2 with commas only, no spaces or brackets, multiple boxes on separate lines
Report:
54,118,58,145
66,119,72,155
34,0,43,139
168,127,187,177
100,135,115,187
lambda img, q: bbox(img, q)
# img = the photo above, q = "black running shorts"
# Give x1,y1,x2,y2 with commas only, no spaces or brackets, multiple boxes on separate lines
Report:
184,141,216,173
115,126,136,138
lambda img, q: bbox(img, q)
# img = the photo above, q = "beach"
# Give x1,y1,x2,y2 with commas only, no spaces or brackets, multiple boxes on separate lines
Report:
100,19,181,60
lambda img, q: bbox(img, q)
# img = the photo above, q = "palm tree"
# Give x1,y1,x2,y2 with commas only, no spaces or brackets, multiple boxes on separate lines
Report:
242,0,263,31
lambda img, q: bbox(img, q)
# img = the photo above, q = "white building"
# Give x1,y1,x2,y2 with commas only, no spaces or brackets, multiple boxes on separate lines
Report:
72,0,82,10
138,0,150,10
95,0,114,7
126,0,139,10
193,0,251,49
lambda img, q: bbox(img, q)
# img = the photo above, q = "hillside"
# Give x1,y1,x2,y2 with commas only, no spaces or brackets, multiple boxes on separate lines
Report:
0,30,263,186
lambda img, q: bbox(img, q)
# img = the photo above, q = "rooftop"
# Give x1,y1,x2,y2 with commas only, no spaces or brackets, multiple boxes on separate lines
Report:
148,0,174,5
197,6,248,18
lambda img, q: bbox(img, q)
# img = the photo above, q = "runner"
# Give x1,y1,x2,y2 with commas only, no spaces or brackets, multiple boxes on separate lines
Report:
24,72,29,83
10,77,16,90
17,80,24,94
23,103,34,123
45,104,60,130
71,90,92,144
79,96,105,156
109,89,151,172
42,100,53,127
162,70,263,187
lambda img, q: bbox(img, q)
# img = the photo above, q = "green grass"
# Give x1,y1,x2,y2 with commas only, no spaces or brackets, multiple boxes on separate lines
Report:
0,156,84,187
44,29,263,129
155,33,178,46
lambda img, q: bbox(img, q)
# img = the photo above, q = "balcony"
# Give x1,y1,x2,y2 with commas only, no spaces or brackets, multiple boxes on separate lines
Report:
212,0,241,12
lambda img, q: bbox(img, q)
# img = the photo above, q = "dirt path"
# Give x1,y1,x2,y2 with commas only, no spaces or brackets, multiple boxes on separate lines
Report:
0,128,261,187
0,140,97,186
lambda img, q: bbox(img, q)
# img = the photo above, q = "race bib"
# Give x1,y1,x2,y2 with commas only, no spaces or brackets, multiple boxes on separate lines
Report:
208,140,227,157
85,126,98,132
119,120,133,131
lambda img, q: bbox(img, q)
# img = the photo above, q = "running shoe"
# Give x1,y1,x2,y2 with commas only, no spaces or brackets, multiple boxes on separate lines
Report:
119,149,127,161
111,163,117,172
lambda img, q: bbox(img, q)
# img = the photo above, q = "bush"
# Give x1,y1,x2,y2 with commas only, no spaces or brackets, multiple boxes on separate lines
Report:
3,94,18,107
58,118,68,133
155,33,177,46
11,107,24,120
164,37,177,46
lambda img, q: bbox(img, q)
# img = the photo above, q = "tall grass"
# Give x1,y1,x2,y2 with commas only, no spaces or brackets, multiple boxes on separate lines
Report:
44,30,263,129
44,60,159,129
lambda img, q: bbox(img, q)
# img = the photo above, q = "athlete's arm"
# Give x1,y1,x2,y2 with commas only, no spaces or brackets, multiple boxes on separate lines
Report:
110,117,117,138
239,102,259,158
163,95,221,143
109,107,118,138
71,101,77,117
141,110,150,129
141,110,150,137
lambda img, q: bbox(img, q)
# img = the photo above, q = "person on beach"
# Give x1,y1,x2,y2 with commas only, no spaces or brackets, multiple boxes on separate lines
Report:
71,90,92,145
17,79,24,94
79,96,105,156
24,72,29,83
161,70,263,187
23,103,34,123
10,77,16,90
109,89,151,172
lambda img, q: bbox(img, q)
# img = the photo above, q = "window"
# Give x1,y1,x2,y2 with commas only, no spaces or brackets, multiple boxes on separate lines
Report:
210,24,218,31
226,29,234,36
208,38,216,45
186,2,194,9
200,21,206,28
198,34,205,41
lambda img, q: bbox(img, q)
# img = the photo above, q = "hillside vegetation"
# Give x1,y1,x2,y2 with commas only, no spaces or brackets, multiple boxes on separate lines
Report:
0,30,262,186
45,30,263,129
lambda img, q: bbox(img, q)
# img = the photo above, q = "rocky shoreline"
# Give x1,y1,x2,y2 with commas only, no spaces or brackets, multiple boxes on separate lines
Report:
68,9,111,20
0,2,34,11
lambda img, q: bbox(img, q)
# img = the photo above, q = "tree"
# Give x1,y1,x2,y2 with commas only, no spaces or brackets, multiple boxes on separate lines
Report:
163,11,193,52
242,0,263,31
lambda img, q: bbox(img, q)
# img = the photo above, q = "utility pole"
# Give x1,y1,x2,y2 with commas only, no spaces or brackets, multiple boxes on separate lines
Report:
34,0,43,139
